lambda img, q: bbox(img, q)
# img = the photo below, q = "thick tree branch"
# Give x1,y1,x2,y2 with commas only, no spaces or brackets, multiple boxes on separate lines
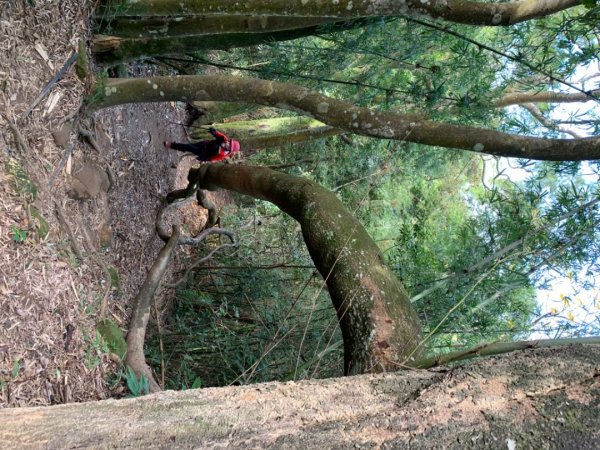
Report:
94,75,600,161
192,164,423,374
495,89,600,107
93,17,377,64
100,16,337,39
1,346,599,448
111,0,581,26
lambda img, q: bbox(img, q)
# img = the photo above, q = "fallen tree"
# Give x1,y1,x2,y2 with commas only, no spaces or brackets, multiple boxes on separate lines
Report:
1,345,598,448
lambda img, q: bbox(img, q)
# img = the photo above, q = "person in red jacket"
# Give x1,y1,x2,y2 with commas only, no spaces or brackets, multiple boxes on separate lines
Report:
164,128,240,162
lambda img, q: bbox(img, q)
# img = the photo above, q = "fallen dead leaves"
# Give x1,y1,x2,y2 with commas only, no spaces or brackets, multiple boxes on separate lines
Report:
0,1,113,407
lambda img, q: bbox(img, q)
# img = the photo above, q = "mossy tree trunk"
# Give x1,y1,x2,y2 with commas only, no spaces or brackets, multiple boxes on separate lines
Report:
1,345,598,448
189,164,423,374
92,75,600,161
92,15,373,64
93,25,334,65
98,0,580,26
97,16,336,39
190,116,342,151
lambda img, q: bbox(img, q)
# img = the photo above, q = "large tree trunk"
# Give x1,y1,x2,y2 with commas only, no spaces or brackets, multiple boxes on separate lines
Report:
187,164,423,374
102,0,580,26
92,75,600,161
1,345,598,448
92,17,375,64
97,16,336,39
93,27,331,65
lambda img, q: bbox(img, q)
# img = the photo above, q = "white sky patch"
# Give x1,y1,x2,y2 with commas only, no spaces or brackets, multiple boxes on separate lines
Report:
480,62,600,339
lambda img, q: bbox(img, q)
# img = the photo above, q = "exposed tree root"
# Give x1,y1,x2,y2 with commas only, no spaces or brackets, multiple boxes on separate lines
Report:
197,189,218,230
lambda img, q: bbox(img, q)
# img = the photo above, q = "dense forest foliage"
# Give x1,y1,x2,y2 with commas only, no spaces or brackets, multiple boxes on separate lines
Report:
91,1,600,389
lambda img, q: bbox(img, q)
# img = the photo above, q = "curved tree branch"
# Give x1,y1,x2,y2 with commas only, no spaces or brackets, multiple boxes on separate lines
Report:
111,0,581,26
125,226,180,393
192,163,423,374
156,199,235,245
95,75,600,161
156,195,197,242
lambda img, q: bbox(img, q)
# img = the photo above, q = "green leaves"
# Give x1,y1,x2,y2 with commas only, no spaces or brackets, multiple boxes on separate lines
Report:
125,367,149,397
580,0,597,9
11,225,27,243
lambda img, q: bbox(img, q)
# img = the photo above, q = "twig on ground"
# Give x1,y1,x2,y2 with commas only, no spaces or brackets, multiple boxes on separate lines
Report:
54,200,85,261
5,115,31,152
60,101,84,126
78,126,102,152
47,142,74,190
21,51,78,120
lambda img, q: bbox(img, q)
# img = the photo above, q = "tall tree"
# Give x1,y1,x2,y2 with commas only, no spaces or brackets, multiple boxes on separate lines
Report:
102,0,582,25
92,75,600,160
167,164,423,374
86,0,600,382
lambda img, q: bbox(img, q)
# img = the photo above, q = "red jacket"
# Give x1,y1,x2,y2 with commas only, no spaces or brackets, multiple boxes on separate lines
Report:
209,129,241,162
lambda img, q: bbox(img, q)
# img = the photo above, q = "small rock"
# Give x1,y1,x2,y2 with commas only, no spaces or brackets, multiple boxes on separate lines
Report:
52,121,73,148
99,223,113,249
67,159,111,200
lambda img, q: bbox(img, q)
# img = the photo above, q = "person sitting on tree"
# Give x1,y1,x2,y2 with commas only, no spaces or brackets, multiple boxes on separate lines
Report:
164,127,240,162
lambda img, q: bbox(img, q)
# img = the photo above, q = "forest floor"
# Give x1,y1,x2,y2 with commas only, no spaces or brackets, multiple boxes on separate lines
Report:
0,1,228,406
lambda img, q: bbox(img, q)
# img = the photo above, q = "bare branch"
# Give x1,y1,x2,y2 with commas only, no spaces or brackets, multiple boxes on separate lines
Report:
166,240,238,288
521,103,585,139
413,336,600,369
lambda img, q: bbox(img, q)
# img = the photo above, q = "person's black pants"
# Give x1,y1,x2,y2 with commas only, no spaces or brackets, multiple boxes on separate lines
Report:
171,141,218,161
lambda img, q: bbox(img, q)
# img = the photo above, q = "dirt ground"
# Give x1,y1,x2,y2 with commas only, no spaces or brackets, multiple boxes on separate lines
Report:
0,1,222,406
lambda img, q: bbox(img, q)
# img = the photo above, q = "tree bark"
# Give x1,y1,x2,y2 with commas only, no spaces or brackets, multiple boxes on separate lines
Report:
1,345,598,449
93,27,333,64
190,164,423,374
93,75,600,161
99,15,337,39
105,0,581,26
92,17,375,64
495,89,600,107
